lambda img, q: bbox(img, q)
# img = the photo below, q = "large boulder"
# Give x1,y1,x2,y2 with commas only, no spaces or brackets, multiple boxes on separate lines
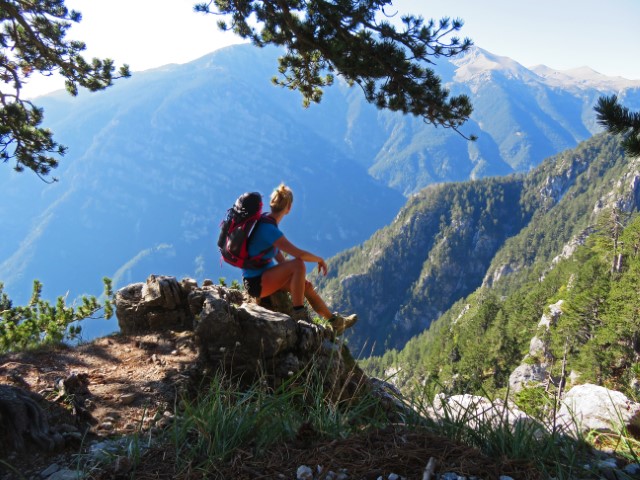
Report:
557,384,640,436
193,285,367,401
433,393,540,433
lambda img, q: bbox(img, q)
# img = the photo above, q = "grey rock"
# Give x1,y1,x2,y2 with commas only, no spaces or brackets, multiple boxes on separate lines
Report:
508,362,548,393
58,373,90,396
119,393,136,405
557,384,640,436
528,336,546,357
509,299,564,393
369,377,416,421
274,352,302,380
296,319,324,351
88,439,125,462
116,275,192,334
597,458,618,469
142,274,182,309
297,465,313,480
236,303,299,356
180,277,198,293
440,473,466,480
98,421,114,431
538,300,564,328
433,393,542,434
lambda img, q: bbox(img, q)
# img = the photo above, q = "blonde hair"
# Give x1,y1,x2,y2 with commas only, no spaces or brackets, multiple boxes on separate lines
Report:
270,183,293,213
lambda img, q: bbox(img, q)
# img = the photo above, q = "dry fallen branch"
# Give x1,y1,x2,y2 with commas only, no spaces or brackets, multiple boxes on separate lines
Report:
423,456,437,480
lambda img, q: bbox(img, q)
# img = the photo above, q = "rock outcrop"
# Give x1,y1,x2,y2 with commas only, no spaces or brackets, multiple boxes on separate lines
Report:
115,275,387,405
115,275,197,333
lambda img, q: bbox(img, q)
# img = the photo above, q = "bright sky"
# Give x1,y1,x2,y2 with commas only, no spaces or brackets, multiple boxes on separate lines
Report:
22,0,640,98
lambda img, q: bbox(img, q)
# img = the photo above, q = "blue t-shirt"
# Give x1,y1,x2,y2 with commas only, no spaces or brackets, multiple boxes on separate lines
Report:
242,220,283,278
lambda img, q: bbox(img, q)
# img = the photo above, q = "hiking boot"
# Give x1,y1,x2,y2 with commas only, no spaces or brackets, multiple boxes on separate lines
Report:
328,312,358,336
291,308,311,322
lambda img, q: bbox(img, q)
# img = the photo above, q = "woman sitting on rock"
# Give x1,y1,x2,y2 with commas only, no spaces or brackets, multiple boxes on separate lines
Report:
242,183,357,335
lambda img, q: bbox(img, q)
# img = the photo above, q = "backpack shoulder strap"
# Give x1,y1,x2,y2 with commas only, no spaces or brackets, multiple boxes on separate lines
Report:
258,213,277,225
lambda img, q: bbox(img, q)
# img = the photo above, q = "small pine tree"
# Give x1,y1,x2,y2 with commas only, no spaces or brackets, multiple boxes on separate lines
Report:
0,278,114,353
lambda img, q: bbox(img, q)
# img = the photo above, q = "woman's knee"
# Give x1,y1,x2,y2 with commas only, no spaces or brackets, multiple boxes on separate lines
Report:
291,257,306,273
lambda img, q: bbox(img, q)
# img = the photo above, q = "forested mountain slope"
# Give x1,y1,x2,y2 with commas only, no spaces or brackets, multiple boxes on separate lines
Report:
315,176,529,354
316,134,633,355
359,133,640,397
367,207,640,399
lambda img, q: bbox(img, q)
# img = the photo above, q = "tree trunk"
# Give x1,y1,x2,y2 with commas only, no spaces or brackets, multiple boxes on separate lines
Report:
0,384,54,451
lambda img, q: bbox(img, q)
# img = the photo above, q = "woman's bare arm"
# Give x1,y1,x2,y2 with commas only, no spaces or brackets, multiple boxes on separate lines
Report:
274,235,327,275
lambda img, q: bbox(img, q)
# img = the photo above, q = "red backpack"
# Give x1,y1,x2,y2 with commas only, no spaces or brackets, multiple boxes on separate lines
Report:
217,192,276,269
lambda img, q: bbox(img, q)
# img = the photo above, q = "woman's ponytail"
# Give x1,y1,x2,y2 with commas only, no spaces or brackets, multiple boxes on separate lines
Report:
270,183,293,213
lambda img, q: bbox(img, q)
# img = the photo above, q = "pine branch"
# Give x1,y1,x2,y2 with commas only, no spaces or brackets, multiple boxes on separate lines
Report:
595,95,640,158
196,0,474,133
0,0,130,179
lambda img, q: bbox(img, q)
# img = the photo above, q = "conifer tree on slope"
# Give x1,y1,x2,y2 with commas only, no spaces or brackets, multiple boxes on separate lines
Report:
0,0,130,180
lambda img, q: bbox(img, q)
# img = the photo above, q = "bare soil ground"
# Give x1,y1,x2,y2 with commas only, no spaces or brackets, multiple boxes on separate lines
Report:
0,332,543,480
0,331,198,479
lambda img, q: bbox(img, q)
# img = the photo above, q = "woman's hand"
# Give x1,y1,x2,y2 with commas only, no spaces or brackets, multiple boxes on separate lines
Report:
317,259,328,276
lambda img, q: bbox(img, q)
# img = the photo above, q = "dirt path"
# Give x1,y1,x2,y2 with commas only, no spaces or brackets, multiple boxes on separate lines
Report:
0,331,198,479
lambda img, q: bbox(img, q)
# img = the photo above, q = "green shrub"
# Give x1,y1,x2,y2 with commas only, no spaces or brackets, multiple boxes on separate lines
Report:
513,385,555,421
0,278,113,353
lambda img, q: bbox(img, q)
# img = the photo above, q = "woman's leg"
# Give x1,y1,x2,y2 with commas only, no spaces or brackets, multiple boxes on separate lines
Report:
260,260,334,319
260,258,307,306
303,280,332,319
